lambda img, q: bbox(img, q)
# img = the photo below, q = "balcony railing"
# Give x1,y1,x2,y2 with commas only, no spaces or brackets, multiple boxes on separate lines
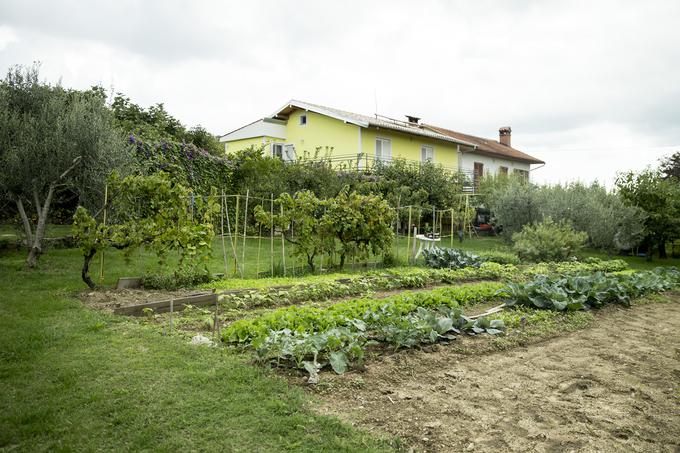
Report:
295,152,480,193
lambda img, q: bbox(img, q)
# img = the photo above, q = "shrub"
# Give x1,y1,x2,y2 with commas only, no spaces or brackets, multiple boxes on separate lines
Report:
512,218,588,262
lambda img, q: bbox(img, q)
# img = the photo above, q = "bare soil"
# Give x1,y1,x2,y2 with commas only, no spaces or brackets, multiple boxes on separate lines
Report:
316,299,680,452
79,288,200,312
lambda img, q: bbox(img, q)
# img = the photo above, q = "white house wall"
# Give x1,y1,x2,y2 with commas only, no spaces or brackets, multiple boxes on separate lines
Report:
219,119,287,142
459,153,531,178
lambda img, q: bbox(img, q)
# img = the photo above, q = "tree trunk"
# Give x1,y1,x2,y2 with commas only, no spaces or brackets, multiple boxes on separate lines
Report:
659,239,667,259
15,198,33,246
307,253,316,272
26,185,55,268
339,253,346,270
82,248,97,289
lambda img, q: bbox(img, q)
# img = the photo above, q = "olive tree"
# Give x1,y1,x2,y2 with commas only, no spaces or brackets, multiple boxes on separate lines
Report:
0,64,129,267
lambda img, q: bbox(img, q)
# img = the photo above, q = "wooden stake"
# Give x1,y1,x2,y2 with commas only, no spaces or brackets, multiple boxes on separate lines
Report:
220,190,228,277
241,189,249,279
98,183,108,284
233,194,240,272
280,203,286,277
224,196,240,277
169,298,174,333
270,194,274,278
256,222,262,279
450,208,454,247
406,206,412,264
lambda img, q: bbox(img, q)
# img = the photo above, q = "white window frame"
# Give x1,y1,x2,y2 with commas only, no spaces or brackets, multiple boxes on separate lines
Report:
420,145,434,162
299,114,307,126
283,144,296,162
375,137,392,162
271,142,285,159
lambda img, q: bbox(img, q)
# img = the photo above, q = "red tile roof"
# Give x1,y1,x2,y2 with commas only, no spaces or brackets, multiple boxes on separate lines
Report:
425,124,545,164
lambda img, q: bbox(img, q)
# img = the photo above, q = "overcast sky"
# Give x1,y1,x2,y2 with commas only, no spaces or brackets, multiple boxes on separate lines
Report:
1,0,679,186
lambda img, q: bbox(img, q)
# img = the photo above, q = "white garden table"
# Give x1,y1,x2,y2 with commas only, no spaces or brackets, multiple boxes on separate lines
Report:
414,234,441,259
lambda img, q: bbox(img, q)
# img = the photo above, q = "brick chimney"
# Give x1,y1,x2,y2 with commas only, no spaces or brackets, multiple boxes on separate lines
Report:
499,127,512,147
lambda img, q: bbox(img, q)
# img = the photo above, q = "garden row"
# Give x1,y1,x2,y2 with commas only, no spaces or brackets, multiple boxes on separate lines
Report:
224,266,680,378
208,258,629,311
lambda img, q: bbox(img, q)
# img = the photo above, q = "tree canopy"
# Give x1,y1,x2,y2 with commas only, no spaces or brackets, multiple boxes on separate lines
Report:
0,64,131,266
616,168,680,259
111,94,223,155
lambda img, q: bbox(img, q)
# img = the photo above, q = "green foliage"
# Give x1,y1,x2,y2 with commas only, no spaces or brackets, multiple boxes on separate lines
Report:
421,247,484,269
141,269,214,290
253,188,395,270
254,190,329,271
363,158,464,210
130,136,231,196
322,188,395,268
485,177,539,238
523,258,628,276
253,304,504,376
216,263,516,310
111,94,222,155
223,282,504,344
0,64,131,266
486,179,647,252
512,218,588,262
616,168,680,258
475,250,520,265
660,151,680,180
500,267,680,311
72,173,219,287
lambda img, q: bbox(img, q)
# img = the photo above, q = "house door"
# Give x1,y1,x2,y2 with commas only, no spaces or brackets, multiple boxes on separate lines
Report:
473,162,484,186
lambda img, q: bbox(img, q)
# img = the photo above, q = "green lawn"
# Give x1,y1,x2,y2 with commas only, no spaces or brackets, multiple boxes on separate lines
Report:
0,248,397,452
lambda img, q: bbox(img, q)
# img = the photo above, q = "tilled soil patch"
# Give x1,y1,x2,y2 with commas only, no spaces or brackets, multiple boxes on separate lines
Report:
316,299,680,452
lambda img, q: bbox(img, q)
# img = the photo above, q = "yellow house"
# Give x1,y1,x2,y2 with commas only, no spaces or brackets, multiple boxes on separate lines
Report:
219,100,475,171
219,100,545,183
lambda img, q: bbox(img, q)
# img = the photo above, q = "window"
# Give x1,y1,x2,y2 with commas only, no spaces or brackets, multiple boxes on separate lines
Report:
473,162,484,187
375,138,392,162
514,169,529,179
421,145,434,162
499,166,508,176
272,143,284,159
283,144,296,162
299,114,307,125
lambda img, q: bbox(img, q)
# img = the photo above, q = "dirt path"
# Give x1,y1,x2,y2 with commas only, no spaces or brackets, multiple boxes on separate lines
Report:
317,300,680,452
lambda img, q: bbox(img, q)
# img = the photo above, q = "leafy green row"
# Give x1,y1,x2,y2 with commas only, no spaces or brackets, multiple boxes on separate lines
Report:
422,247,522,268
421,247,485,269
500,267,680,311
521,258,628,276
223,282,504,344
217,262,515,310
214,259,627,310
255,305,504,377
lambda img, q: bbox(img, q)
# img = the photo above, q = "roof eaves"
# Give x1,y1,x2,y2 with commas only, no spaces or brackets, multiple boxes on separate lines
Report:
219,118,264,140
271,99,369,128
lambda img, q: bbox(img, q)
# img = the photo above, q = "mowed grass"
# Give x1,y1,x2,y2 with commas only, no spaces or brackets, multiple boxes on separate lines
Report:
0,249,396,452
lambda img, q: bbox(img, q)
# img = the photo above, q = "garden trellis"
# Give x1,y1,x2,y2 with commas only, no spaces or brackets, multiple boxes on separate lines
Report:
94,186,482,281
